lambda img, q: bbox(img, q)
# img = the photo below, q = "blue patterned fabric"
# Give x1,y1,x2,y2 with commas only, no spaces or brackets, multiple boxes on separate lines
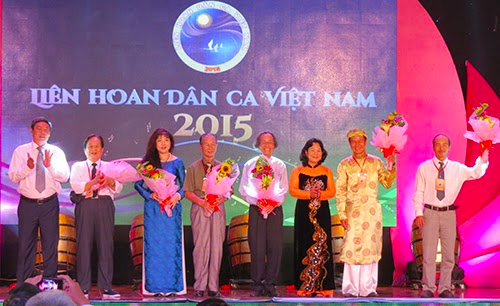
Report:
134,158,186,294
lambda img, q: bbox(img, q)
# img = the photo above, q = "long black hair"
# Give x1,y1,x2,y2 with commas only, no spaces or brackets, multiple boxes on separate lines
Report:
141,128,175,168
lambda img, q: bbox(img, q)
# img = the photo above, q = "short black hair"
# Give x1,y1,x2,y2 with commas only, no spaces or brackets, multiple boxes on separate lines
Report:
299,138,328,166
30,117,52,130
432,134,451,146
83,134,104,149
199,133,217,144
254,131,278,148
197,297,230,306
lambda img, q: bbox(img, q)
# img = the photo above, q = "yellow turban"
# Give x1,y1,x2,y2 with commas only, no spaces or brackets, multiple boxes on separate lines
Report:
347,128,367,140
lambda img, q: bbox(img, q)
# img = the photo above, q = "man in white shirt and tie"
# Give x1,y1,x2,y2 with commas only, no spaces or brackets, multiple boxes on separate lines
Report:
8,117,70,285
70,134,122,299
413,134,489,298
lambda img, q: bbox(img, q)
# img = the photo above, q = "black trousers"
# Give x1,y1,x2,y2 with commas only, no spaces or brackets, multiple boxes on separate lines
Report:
248,205,283,291
17,195,59,284
75,196,115,290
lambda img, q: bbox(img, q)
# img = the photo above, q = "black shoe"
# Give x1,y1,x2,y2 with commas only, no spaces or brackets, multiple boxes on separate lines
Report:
343,293,357,297
166,293,177,297
367,292,378,297
439,290,454,298
103,289,120,299
208,291,222,297
421,290,434,298
266,286,278,297
194,290,204,298
82,290,89,299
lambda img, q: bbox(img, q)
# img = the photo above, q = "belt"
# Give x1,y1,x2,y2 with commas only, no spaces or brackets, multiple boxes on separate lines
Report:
84,195,112,201
424,204,457,212
21,193,57,205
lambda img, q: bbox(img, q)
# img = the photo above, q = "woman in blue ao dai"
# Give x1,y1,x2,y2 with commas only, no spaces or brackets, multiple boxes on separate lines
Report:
134,128,186,295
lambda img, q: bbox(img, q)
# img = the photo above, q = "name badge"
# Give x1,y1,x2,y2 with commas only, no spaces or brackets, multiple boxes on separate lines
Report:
202,177,207,192
435,178,445,191
357,171,368,188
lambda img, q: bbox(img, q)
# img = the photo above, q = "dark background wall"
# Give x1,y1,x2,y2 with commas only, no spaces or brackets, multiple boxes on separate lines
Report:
419,0,500,98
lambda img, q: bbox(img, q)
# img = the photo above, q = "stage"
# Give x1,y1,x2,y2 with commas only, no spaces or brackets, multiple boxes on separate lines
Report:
3,285,500,305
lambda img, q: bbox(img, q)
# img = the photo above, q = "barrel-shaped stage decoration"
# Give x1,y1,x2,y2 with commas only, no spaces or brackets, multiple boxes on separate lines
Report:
129,214,144,272
35,214,77,274
411,218,461,273
227,214,251,283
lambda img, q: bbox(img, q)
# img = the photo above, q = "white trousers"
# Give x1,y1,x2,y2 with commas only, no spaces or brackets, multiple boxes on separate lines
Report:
342,262,378,296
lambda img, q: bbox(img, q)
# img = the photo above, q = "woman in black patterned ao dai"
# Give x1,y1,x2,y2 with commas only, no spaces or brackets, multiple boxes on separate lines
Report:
289,138,336,296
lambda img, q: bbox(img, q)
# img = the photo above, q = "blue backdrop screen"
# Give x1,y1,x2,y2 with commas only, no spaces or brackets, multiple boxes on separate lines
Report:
1,0,397,226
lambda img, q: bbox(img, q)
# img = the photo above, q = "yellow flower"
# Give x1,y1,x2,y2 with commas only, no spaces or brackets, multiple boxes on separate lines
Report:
388,115,395,121
484,116,494,128
380,122,391,134
145,164,154,171
262,174,272,189
151,173,160,179
136,164,141,169
220,162,232,174
256,165,263,172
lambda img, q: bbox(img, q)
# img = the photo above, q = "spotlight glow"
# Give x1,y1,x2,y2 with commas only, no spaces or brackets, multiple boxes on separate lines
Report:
196,14,212,27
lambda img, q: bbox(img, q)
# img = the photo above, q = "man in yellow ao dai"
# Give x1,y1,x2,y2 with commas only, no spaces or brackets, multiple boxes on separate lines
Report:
336,129,396,297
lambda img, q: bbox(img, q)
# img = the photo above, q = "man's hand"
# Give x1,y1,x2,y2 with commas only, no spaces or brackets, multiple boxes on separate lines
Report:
99,174,116,189
24,274,42,285
262,204,275,215
202,200,214,216
27,153,35,169
215,195,226,205
42,149,53,168
58,275,90,306
257,199,276,215
415,216,425,229
482,149,489,163
386,155,395,171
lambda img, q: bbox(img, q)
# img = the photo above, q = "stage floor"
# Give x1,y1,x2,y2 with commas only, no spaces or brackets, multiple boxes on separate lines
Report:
3,285,500,305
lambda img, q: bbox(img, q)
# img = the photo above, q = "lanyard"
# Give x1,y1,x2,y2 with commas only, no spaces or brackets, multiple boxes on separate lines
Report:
433,161,447,173
352,156,366,170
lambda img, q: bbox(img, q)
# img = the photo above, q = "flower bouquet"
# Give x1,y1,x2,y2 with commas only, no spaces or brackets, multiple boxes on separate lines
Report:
242,157,286,219
371,111,408,169
100,159,142,183
464,103,500,154
203,159,240,216
137,161,179,217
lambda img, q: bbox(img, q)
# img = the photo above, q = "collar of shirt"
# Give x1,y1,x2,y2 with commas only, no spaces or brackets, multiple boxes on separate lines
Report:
86,159,102,168
259,154,272,162
31,141,45,150
432,156,449,165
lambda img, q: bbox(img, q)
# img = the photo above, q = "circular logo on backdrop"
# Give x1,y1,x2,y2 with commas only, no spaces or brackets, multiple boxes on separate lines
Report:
172,1,251,73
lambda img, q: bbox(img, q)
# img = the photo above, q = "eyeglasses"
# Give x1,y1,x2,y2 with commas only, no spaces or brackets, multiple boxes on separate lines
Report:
202,143,217,148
